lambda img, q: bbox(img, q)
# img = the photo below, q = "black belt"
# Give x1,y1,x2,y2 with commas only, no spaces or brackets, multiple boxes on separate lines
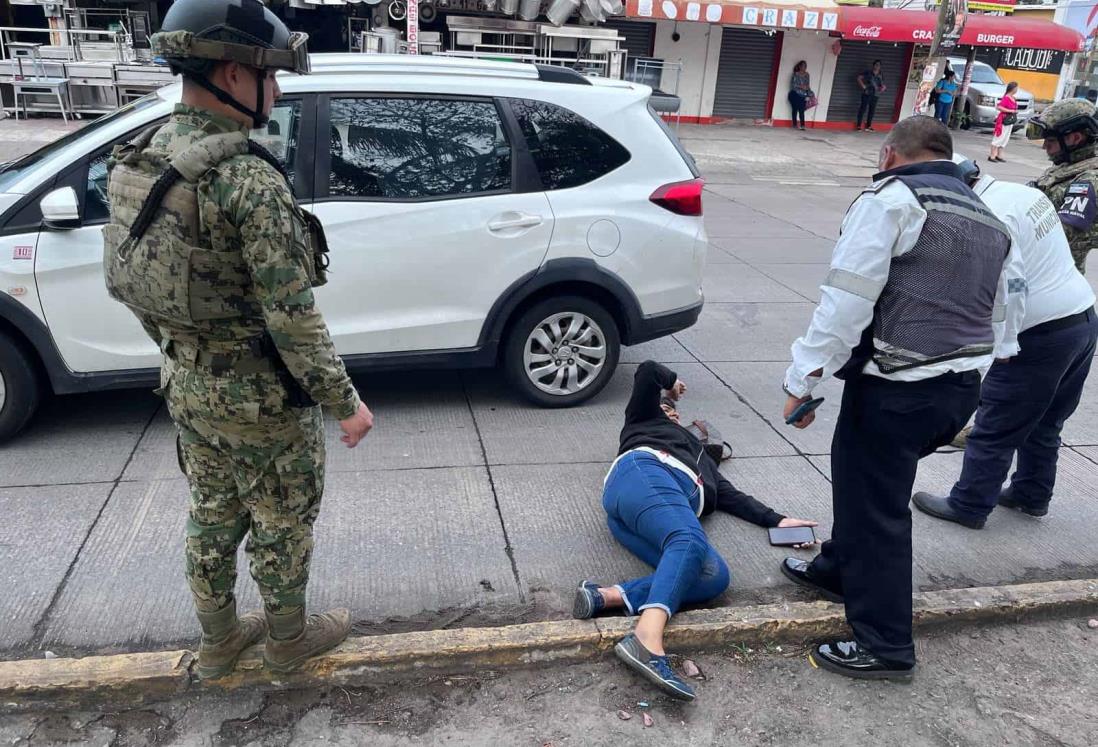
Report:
1021,307,1095,338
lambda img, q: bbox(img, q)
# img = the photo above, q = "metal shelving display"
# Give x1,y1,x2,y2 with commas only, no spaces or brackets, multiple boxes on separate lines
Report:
0,23,170,118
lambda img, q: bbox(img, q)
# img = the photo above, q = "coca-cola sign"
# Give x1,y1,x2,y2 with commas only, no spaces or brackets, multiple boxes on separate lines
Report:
853,24,882,38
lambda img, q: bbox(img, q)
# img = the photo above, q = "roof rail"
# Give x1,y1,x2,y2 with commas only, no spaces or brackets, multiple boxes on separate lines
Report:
303,53,538,80
534,64,592,86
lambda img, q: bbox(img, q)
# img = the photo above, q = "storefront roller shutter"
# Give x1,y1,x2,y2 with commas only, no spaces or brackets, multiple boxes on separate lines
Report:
828,42,909,124
603,19,656,59
712,28,781,119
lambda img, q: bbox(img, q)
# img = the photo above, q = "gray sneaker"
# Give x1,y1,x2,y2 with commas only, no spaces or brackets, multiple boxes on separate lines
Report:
614,633,696,701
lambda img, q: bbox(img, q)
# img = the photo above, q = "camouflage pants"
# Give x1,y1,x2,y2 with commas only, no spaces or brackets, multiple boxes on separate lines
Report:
164,359,326,615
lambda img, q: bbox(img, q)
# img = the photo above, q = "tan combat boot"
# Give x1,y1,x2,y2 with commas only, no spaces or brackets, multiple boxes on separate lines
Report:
195,601,267,680
263,607,352,673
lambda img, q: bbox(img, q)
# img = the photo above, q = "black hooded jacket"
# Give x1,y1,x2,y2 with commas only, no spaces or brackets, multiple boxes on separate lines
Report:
617,361,784,527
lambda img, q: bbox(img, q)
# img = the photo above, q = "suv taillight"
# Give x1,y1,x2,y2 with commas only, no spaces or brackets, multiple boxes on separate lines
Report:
650,178,704,216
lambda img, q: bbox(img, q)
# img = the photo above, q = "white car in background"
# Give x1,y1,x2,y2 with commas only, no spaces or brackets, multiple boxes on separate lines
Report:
0,55,707,442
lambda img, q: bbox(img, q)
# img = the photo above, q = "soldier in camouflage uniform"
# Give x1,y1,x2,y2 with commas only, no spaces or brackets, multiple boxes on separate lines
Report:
102,0,374,679
1027,98,1098,275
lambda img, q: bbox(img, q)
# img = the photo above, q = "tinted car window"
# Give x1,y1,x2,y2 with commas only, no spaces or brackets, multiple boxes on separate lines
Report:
510,99,630,190
252,99,302,189
327,97,512,200
84,152,111,224
77,99,301,226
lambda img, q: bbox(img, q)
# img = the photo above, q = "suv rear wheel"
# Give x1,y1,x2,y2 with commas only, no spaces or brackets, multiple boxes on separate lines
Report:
504,296,620,408
0,332,41,443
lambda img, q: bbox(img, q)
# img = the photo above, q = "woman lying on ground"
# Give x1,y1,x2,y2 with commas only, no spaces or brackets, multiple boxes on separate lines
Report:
574,360,818,701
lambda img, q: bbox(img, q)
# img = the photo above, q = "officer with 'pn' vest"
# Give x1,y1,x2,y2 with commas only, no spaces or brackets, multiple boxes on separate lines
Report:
103,0,374,679
778,117,1014,682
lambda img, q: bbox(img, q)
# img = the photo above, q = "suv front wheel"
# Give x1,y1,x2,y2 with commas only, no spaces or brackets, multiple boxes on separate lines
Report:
0,332,42,443
504,296,620,408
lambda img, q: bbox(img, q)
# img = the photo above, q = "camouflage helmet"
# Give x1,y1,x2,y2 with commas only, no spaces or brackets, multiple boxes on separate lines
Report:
151,0,309,77
1026,98,1098,165
151,0,308,129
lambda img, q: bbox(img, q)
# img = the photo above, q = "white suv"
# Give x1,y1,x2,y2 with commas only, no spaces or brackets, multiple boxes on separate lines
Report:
0,55,706,442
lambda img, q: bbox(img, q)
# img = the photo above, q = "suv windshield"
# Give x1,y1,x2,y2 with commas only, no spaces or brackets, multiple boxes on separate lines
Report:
0,93,163,193
951,63,1004,86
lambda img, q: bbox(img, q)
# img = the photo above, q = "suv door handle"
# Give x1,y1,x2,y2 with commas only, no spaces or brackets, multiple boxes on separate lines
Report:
488,213,543,232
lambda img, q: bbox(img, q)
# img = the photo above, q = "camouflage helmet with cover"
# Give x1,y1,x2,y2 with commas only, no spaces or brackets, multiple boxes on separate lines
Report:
151,0,309,128
1026,98,1098,166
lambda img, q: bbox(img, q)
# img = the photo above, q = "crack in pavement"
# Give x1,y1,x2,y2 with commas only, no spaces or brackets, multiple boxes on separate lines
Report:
27,402,164,652
461,375,526,604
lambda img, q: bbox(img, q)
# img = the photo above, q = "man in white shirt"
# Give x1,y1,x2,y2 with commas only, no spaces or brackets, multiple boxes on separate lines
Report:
777,117,1013,682
913,157,1097,529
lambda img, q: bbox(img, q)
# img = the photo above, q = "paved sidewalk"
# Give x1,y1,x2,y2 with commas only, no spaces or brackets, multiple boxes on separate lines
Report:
2,121,1097,659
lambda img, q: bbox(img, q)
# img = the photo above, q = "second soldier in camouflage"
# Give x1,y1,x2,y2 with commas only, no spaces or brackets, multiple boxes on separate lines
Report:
1028,98,1098,275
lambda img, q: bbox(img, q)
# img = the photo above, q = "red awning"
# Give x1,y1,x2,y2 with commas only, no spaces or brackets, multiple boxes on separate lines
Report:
838,7,1084,52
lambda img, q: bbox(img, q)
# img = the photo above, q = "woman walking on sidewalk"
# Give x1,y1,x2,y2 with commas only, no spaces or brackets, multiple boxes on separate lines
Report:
789,60,812,131
989,82,1019,162
573,360,817,701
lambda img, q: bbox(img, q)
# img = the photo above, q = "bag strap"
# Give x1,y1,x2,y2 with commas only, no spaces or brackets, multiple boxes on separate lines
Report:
691,419,710,440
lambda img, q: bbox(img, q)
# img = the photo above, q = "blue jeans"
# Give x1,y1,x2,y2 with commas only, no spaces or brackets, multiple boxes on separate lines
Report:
949,309,1098,521
601,451,730,617
935,99,952,123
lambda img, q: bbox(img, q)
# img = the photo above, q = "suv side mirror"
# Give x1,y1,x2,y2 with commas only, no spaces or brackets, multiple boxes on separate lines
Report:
40,186,81,231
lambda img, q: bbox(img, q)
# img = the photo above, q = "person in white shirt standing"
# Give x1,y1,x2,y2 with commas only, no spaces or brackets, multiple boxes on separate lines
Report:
913,157,1098,529
777,117,1014,682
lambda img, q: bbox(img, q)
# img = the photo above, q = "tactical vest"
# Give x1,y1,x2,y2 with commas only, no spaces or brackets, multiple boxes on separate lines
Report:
103,126,329,328
841,172,1012,377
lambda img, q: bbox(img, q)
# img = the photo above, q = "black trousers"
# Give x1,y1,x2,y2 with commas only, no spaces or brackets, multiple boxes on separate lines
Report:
809,370,980,667
951,310,1098,521
789,91,807,128
857,93,878,128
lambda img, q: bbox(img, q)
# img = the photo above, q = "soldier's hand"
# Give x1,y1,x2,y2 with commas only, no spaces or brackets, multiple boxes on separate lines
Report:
340,403,374,448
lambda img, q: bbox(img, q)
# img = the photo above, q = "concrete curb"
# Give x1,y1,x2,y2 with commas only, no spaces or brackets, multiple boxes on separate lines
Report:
3,578,1095,711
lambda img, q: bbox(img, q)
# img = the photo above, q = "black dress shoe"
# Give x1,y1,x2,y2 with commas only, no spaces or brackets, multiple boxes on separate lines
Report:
912,492,985,529
780,558,844,603
809,639,914,682
998,488,1049,517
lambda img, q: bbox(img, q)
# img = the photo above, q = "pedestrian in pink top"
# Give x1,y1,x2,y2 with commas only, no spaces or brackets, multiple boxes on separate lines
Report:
989,82,1019,163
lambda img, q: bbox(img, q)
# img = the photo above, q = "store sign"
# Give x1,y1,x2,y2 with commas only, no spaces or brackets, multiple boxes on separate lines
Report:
407,0,419,55
924,0,1014,12
626,0,837,30
852,24,883,38
1001,47,1064,72
967,0,1015,11
978,47,1066,75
